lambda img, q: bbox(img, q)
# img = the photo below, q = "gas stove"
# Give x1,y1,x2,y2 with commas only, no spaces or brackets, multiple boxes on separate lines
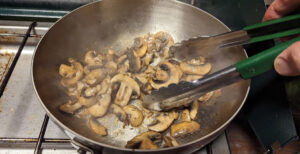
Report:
1,0,297,154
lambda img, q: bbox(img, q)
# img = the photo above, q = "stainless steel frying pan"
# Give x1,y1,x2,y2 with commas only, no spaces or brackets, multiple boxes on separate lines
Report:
32,0,250,153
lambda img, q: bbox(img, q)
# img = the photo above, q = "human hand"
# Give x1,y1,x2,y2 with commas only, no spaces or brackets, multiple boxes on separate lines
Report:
263,0,300,76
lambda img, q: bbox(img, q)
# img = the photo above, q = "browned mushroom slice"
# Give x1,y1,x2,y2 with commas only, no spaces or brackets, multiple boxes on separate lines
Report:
171,121,201,137
88,118,107,136
150,61,182,89
75,108,91,118
163,136,179,147
107,49,117,61
78,96,96,107
97,76,111,95
180,57,211,75
60,58,84,87
111,74,140,106
117,55,127,64
84,50,103,66
67,81,85,97
84,84,101,97
148,111,178,132
59,100,82,115
180,109,191,122
105,61,118,75
190,101,199,120
123,105,144,127
84,69,106,85
125,131,162,149
88,91,111,117
128,50,141,73
198,91,214,102
110,104,127,122
151,32,174,58
132,37,148,57
117,60,130,73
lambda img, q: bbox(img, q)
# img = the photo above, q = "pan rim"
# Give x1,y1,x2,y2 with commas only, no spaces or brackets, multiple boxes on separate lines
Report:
31,0,250,152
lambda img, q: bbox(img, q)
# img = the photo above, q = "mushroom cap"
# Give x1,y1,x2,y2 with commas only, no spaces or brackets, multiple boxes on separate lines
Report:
170,121,201,137
148,111,178,132
150,61,182,89
123,105,144,127
111,74,140,96
88,118,107,136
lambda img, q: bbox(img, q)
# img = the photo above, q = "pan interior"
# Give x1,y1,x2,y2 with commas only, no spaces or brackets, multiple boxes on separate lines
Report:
32,0,249,149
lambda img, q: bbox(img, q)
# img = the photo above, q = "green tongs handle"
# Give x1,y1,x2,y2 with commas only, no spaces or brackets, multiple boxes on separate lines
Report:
236,36,300,79
243,14,300,43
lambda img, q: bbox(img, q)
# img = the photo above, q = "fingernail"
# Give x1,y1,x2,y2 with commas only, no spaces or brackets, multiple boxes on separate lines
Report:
274,57,292,75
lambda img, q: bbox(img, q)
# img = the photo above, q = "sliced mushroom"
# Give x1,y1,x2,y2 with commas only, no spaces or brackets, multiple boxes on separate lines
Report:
117,60,130,73
88,118,107,136
117,55,127,64
190,101,199,120
171,121,201,137
150,61,182,89
75,108,91,118
125,131,162,149
84,84,101,97
110,104,127,122
107,49,117,61
83,65,102,74
123,105,144,127
59,100,82,114
180,61,211,76
97,76,111,95
84,69,106,85
148,32,174,58
88,91,111,117
180,109,191,122
132,37,148,57
183,75,203,82
198,91,214,102
142,53,154,66
111,74,140,106
59,64,75,78
128,50,141,73
163,136,179,147
78,94,96,107
60,58,84,87
84,50,103,66
105,61,118,75
148,111,178,132
67,81,85,97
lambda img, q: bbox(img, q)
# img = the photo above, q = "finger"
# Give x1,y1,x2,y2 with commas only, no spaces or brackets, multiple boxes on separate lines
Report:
263,0,300,21
274,41,300,76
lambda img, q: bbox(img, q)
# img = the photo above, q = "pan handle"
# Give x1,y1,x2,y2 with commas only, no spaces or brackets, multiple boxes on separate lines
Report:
235,36,300,79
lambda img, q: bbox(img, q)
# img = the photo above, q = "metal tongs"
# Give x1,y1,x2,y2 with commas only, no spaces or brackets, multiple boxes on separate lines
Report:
143,14,300,111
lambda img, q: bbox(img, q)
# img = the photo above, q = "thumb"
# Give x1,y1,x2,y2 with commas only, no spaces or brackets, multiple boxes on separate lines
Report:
274,41,300,76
